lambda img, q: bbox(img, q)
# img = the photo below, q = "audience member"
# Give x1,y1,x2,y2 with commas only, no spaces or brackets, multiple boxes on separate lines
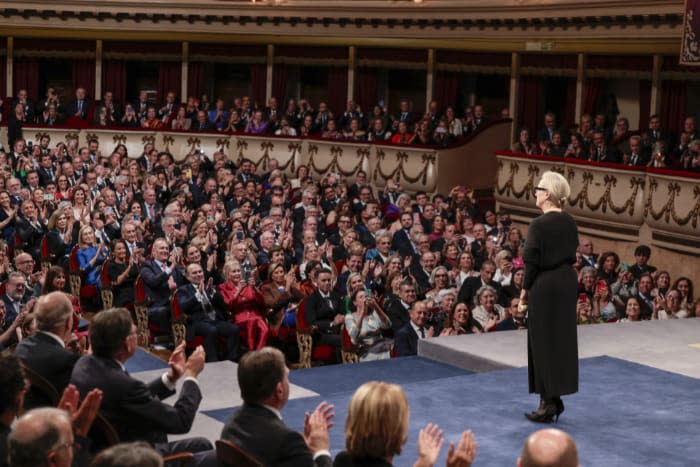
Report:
517,428,579,467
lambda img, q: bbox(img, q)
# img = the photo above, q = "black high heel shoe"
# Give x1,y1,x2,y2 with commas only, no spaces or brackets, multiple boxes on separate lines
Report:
554,398,564,422
524,400,559,423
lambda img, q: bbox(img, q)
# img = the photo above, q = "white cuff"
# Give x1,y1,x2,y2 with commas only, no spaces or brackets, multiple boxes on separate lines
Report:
161,372,176,391
313,450,331,460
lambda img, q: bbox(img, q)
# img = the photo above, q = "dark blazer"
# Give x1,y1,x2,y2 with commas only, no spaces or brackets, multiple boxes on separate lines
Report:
394,322,419,357
334,452,392,467
1,294,29,324
391,229,412,253
38,166,56,187
305,290,344,334
70,354,201,445
67,99,90,120
385,299,410,333
221,403,332,467
46,229,71,268
457,276,500,307
140,260,173,308
177,282,226,341
14,332,80,409
15,217,47,262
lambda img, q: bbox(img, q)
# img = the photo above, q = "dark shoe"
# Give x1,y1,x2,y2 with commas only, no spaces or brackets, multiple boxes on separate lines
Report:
555,398,564,421
524,401,558,423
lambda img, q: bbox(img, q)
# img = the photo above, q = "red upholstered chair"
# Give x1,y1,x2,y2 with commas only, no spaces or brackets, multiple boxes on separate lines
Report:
215,439,262,467
170,291,204,351
295,298,336,368
40,237,51,270
133,276,153,347
68,245,82,297
340,324,359,364
100,258,113,309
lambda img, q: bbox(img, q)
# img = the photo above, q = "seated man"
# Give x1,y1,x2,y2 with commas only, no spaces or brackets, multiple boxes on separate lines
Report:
70,308,215,466
221,347,334,466
7,407,75,467
394,301,433,357
14,292,82,409
140,238,177,332
304,268,344,350
177,263,240,362
517,428,579,467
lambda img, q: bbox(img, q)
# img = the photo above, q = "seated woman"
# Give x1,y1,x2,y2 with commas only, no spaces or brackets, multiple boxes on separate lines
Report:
499,267,523,308
672,276,694,314
335,381,476,467
471,285,506,332
0,190,17,248
652,270,671,299
576,294,603,325
592,280,618,322
41,266,85,340
619,296,642,323
596,251,620,285
261,263,303,336
76,226,108,306
578,266,597,298
215,260,268,350
492,250,514,287
454,251,479,290
344,289,392,361
653,289,689,320
107,239,140,308
440,302,476,336
511,127,535,154
46,209,73,270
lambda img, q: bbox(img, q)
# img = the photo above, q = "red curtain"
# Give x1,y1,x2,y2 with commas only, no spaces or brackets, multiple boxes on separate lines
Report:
13,59,40,100
355,67,378,114
582,78,602,115
433,71,458,112
638,80,652,131
158,61,182,103
250,64,267,110
102,60,127,103
517,75,543,137
327,66,348,116
564,78,577,128
72,59,95,99
660,81,687,136
271,64,288,104
187,62,205,100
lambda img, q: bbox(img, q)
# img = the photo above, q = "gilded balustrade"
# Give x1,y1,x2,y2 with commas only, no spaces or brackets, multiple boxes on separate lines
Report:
495,151,700,254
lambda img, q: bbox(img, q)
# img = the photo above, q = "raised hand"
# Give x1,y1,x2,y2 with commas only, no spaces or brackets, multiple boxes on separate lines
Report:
415,423,445,467
167,342,187,381
446,430,477,467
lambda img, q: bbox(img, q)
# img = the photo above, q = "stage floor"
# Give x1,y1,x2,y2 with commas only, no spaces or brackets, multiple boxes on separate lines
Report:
419,319,700,379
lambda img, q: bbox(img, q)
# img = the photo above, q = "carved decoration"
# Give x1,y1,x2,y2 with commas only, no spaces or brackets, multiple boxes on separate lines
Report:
216,138,231,153
309,143,369,177
235,138,249,164
644,178,700,227
186,137,201,153
113,134,127,146
142,135,156,145
567,171,645,215
253,141,275,171
66,133,80,144
495,160,540,200
34,132,49,142
162,135,175,151
373,148,436,187
85,132,98,144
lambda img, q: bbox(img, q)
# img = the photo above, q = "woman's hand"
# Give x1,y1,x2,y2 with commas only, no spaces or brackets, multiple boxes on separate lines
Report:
414,423,444,467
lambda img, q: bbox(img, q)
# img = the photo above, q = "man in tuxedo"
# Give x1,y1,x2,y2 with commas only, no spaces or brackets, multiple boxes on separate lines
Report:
67,87,89,120
121,222,146,257
495,297,527,332
391,212,414,253
158,91,178,124
140,238,178,332
142,188,162,225
37,154,56,187
635,273,655,320
14,292,81,409
394,301,432,357
457,259,500,307
1,272,33,325
644,114,673,151
70,309,216,465
177,263,239,362
589,130,619,163
221,347,334,467
578,237,598,269
13,89,35,122
623,135,650,167
411,251,437,294
385,279,416,333
305,269,343,349
94,90,122,124
537,112,560,144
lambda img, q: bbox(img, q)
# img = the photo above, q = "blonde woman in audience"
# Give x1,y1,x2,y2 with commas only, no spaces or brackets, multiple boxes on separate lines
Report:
335,381,477,467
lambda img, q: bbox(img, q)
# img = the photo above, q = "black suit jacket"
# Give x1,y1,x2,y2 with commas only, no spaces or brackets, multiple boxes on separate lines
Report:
1,294,29,324
67,99,90,120
221,403,331,467
385,300,410,333
140,260,173,308
305,290,343,334
14,332,80,409
457,276,500,307
70,354,201,445
391,229,412,253
177,283,227,340
394,322,419,357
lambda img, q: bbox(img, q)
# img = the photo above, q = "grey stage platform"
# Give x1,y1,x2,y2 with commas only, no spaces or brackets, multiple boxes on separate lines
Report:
419,319,700,379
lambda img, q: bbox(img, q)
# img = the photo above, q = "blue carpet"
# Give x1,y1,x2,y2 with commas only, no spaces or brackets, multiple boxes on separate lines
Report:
203,356,700,467
125,348,169,373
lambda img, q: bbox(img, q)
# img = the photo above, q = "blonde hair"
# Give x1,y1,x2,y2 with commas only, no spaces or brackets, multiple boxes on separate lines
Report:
538,171,570,206
344,382,409,459
78,225,94,247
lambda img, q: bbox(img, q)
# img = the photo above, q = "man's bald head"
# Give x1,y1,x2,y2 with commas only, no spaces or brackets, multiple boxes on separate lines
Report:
34,291,73,337
9,407,74,467
518,428,579,467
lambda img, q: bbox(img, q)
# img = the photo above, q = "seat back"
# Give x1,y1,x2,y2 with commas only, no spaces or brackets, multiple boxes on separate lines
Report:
133,276,151,347
100,258,113,309
170,291,186,347
21,363,60,410
40,237,51,270
162,452,195,467
295,298,313,368
68,245,81,297
89,413,120,452
215,439,263,467
340,324,359,364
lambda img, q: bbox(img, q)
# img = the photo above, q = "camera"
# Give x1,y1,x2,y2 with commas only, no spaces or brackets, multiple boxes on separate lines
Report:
236,230,244,241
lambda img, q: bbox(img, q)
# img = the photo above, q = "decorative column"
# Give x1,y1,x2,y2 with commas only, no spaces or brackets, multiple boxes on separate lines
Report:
650,55,661,116
95,40,102,99
266,44,274,103
181,42,189,101
348,46,356,102
426,48,435,111
508,52,520,142
6,37,13,97
574,53,584,123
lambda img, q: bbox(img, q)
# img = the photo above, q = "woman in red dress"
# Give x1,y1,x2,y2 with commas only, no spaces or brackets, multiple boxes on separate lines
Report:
215,260,268,350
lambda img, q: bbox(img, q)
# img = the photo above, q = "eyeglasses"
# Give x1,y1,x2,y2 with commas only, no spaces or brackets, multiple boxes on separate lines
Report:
534,187,548,192
17,259,35,265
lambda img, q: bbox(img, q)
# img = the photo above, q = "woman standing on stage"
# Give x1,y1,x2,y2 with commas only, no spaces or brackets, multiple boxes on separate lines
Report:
519,171,579,423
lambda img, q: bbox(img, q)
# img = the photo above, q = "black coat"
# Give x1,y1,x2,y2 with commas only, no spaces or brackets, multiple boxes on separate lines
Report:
305,290,343,334
385,299,410,333
14,332,80,409
457,276,500,308
394,322,419,357
221,403,332,467
523,211,579,397
70,354,201,445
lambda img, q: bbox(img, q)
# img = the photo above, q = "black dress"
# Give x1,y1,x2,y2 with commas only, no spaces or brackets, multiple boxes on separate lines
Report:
523,211,579,397
107,261,138,307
